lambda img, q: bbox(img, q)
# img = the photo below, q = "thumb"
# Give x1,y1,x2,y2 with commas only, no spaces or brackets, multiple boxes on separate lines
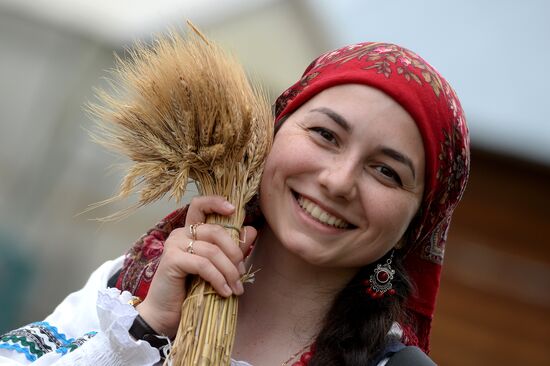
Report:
239,226,258,257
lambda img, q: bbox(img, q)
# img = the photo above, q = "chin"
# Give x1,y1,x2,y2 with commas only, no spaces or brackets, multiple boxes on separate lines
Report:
288,241,337,267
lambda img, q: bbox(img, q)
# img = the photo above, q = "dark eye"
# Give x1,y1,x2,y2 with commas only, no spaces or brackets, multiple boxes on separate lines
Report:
310,127,337,144
376,165,403,186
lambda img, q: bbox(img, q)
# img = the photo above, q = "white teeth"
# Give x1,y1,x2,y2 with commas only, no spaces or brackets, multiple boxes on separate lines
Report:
297,195,349,229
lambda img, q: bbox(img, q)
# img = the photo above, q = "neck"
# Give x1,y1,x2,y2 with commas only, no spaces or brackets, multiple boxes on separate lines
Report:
233,225,358,364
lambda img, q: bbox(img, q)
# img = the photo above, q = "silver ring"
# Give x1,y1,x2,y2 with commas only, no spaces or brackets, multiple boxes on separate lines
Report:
186,240,195,254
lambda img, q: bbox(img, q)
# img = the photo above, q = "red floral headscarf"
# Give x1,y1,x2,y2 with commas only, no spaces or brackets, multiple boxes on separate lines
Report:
115,42,469,353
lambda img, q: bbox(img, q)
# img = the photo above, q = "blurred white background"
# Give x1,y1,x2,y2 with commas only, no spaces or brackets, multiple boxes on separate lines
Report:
0,1,548,361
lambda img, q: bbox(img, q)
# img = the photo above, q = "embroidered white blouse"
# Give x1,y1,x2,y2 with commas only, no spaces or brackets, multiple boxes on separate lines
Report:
0,257,392,366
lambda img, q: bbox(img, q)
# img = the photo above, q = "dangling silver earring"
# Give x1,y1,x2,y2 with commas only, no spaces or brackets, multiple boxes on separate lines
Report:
363,251,396,299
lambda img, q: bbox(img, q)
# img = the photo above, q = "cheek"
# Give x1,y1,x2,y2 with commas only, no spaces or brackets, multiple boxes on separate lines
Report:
260,135,318,186
386,202,418,238
258,143,293,211
362,187,421,239
259,157,277,211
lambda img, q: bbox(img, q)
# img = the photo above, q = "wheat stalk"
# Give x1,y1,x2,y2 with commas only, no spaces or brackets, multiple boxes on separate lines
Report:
88,22,272,365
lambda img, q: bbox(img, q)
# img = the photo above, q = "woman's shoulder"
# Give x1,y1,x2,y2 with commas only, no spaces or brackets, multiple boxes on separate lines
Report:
385,346,436,366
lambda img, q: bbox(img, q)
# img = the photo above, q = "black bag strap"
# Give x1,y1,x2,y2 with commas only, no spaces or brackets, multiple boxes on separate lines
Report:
386,346,436,366
107,268,122,288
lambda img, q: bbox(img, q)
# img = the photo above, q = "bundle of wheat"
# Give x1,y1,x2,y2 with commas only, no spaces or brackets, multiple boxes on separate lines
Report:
89,23,272,365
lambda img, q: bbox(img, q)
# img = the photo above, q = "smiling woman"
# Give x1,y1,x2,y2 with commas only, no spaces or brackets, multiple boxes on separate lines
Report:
259,84,425,268
0,42,469,366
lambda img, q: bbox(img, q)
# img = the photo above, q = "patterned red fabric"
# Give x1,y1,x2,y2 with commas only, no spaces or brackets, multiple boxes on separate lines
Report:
115,207,188,300
273,42,470,352
115,42,469,353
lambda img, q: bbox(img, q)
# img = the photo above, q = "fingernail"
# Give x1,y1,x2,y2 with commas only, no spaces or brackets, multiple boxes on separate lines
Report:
235,280,244,295
238,262,246,275
224,202,235,210
223,284,233,296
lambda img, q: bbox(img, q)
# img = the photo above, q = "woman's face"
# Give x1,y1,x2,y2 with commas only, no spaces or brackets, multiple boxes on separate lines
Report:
259,84,425,268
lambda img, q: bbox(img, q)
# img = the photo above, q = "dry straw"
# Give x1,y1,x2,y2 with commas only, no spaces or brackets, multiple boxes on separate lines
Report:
88,22,272,365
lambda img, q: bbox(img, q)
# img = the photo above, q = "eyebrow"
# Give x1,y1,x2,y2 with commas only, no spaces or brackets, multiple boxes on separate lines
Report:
310,107,417,179
380,146,416,179
310,107,351,132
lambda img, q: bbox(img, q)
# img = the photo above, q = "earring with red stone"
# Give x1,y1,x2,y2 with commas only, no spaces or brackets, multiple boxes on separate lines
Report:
363,251,396,299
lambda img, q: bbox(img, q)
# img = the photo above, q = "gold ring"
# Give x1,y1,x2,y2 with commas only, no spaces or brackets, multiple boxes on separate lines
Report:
186,240,195,254
189,223,204,241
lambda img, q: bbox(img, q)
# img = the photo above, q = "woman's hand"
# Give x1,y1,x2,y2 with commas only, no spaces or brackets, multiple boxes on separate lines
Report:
135,196,257,338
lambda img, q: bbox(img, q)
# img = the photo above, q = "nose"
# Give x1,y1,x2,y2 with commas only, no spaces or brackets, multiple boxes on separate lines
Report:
318,158,358,201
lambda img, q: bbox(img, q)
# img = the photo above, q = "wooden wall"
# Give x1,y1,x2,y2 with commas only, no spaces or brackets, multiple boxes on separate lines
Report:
430,148,550,365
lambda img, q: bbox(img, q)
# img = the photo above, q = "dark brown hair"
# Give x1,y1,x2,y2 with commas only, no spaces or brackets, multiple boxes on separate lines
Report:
309,251,412,365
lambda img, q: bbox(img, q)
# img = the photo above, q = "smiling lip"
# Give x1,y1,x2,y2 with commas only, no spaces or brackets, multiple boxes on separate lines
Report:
292,191,353,229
